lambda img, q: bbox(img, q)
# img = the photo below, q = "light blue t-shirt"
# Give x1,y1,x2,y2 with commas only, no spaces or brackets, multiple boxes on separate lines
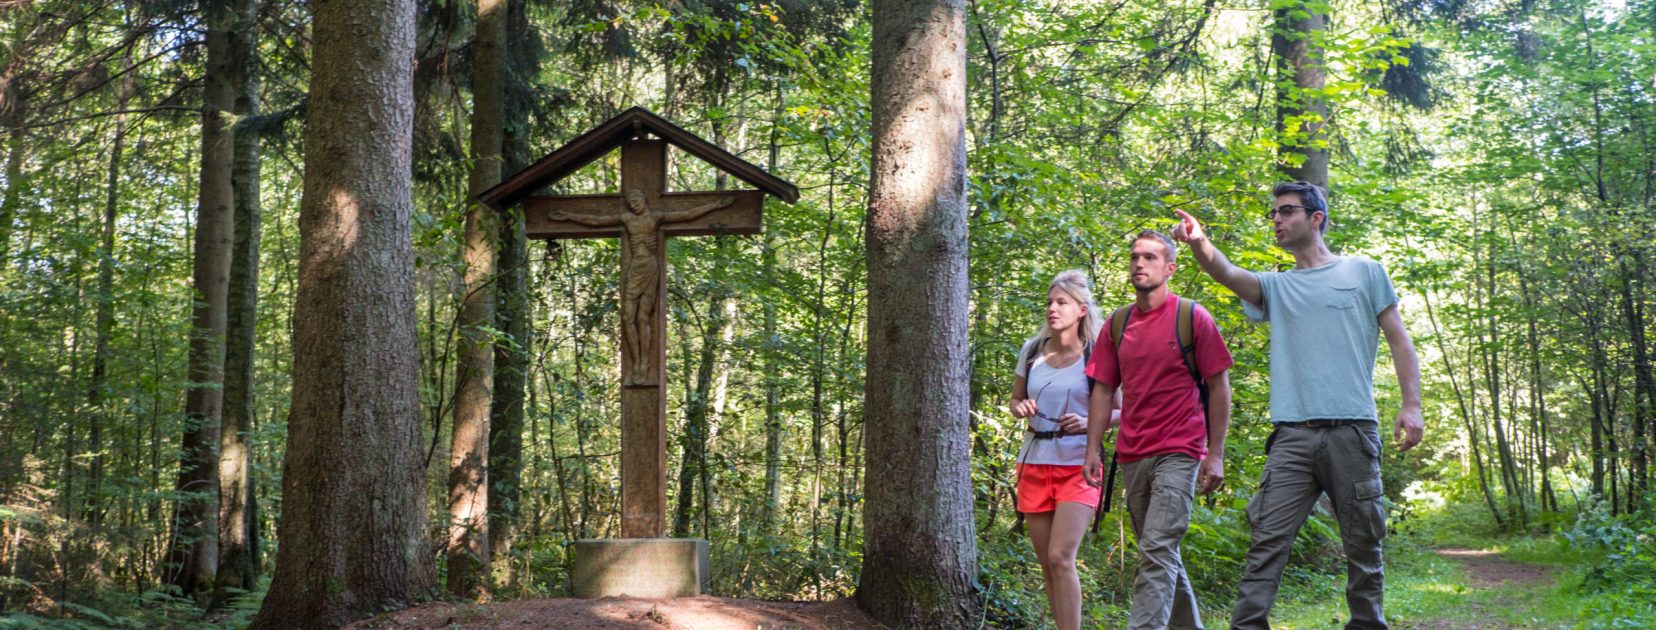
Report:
1240,256,1399,423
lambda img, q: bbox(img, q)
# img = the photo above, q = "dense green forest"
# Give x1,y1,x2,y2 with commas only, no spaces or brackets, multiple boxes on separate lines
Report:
1,0,1654,627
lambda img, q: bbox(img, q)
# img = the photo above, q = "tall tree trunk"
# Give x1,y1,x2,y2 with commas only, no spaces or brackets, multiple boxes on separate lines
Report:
0,75,22,264
1531,312,1556,512
1482,267,1522,523
672,288,724,538
166,0,238,594
1621,255,1651,508
1422,290,1503,527
1515,253,1557,512
807,157,839,595
247,0,434,624
1583,291,1609,499
87,43,136,528
216,0,262,601
1272,0,1329,187
447,0,505,599
1610,407,1622,514
0,140,18,265
760,98,784,532
857,0,981,625
704,278,736,542
1473,215,1522,525
487,0,535,589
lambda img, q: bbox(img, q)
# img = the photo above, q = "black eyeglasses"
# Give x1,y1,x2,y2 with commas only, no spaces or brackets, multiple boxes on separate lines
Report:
1266,205,1314,220
1031,381,1072,425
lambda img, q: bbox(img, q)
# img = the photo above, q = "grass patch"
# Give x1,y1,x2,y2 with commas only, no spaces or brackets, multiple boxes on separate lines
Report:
1271,500,1656,628
1271,540,1582,628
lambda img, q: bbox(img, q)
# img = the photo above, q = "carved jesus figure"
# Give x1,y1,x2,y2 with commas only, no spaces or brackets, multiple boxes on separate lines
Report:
548,188,736,385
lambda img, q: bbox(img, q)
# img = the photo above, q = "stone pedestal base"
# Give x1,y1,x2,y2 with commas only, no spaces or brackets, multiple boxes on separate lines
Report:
571,538,710,599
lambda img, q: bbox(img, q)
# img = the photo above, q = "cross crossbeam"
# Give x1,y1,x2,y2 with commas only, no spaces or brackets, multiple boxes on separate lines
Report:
525,190,764,240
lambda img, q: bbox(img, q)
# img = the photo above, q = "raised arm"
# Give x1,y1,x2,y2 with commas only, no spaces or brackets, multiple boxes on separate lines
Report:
1171,209,1264,308
663,195,736,224
546,208,620,228
1379,304,1424,451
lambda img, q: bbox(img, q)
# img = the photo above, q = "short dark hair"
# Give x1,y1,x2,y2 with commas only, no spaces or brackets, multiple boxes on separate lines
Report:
1272,181,1330,234
1134,229,1177,262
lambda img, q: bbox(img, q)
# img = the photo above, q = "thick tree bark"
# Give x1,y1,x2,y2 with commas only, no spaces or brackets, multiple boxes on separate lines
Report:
487,0,534,588
1272,0,1329,187
216,0,262,601
166,0,238,594
856,0,981,626
447,0,505,599
248,0,434,625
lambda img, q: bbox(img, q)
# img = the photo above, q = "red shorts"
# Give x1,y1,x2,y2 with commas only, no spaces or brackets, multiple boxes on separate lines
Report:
1016,463,1101,513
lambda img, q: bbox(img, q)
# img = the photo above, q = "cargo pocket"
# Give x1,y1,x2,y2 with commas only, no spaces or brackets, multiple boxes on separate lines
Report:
1344,476,1386,541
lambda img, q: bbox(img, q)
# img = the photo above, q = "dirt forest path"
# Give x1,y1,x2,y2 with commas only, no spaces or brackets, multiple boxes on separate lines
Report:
345,548,1568,629
1393,548,1561,630
1433,548,1557,590
347,596,881,629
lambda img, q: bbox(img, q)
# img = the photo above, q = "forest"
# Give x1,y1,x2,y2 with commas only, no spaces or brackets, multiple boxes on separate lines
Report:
1,0,1654,627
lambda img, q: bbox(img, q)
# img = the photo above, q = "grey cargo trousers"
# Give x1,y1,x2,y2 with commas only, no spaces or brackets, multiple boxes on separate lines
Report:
1121,453,1204,630
1232,421,1387,629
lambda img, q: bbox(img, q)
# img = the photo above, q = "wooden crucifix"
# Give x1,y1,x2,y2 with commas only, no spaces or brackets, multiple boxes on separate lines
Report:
479,108,797,539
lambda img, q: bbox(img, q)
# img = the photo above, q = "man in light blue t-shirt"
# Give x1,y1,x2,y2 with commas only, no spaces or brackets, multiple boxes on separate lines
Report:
1171,181,1424,630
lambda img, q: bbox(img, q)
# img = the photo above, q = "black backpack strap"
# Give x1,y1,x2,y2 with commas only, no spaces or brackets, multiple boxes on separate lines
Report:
1176,298,1212,448
1176,298,1202,383
1023,336,1045,377
1108,305,1134,352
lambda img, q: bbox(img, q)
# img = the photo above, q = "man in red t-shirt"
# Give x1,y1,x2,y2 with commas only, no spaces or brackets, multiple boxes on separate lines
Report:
1085,230,1235,630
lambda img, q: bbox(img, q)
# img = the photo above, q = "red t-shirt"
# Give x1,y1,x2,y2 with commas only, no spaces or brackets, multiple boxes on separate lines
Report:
1085,294,1234,463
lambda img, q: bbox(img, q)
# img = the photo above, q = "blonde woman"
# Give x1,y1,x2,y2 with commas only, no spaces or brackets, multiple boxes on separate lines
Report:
1010,269,1113,630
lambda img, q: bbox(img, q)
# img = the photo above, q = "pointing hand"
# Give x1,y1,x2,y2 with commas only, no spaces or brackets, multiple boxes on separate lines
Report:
1171,209,1207,243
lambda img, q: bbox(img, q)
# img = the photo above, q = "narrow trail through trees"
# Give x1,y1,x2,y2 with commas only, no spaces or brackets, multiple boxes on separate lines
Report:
1387,548,1561,630
1433,548,1556,590
345,596,878,629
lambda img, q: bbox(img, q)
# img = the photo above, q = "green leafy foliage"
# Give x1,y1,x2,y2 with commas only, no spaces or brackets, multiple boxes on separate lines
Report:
1,0,1653,625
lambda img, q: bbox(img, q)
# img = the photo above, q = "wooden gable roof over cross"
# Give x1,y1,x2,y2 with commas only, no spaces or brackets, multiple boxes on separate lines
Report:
476,106,804,240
